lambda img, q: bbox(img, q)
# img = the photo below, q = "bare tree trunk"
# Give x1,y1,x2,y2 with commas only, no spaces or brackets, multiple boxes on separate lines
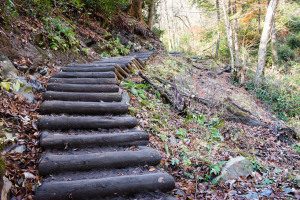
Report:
258,0,261,34
221,0,235,75
255,0,279,84
233,0,240,67
129,0,143,22
271,20,279,70
148,0,155,30
215,0,221,58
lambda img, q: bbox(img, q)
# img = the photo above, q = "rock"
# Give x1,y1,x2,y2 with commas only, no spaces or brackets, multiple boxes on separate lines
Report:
11,145,26,153
169,135,177,146
282,188,293,194
214,156,252,183
174,190,185,195
245,192,259,200
0,55,18,78
39,68,47,75
121,92,130,105
1,176,12,200
259,189,273,197
17,65,29,72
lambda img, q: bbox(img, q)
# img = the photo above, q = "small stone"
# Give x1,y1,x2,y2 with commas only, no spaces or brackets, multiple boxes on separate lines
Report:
245,192,259,200
121,92,130,105
17,65,29,72
174,190,185,195
259,189,273,197
11,145,26,153
169,135,177,146
39,68,47,75
282,188,292,194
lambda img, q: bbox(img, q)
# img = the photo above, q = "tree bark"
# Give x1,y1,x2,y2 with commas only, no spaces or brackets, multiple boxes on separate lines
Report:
35,173,175,200
255,0,279,84
215,0,221,58
233,0,240,67
148,0,155,30
40,101,128,115
271,20,279,70
221,0,235,76
129,0,143,22
40,131,149,149
39,149,161,175
38,116,138,130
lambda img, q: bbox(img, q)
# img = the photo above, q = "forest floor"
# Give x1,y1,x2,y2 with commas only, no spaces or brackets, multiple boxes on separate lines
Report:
0,51,299,199
122,52,300,199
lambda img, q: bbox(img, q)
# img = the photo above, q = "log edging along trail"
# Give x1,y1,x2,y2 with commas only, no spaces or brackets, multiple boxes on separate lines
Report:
36,51,175,199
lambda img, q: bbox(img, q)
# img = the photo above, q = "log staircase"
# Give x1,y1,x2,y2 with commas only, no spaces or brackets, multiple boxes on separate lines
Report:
35,52,175,200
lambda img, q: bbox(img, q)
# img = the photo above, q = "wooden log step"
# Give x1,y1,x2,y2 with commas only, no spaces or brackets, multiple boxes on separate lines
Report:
40,101,128,115
40,130,149,149
42,91,122,102
52,72,115,78
38,148,161,175
35,173,175,200
61,66,115,72
38,116,138,130
48,78,117,85
66,63,126,68
46,83,119,93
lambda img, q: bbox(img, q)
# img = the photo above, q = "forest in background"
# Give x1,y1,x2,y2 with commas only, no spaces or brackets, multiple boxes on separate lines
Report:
156,0,299,131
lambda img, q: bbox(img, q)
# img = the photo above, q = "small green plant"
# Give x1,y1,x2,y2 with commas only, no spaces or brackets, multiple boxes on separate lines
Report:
121,80,147,99
175,128,187,141
291,143,300,154
99,37,130,57
171,158,180,165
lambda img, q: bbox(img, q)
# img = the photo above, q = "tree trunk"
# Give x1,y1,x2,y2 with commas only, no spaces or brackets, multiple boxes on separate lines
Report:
221,0,235,76
215,0,221,58
233,0,240,67
129,0,143,22
255,0,279,84
258,0,261,34
271,20,279,70
148,0,155,30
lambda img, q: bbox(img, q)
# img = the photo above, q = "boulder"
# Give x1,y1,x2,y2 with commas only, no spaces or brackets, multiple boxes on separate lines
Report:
0,55,18,78
214,156,253,183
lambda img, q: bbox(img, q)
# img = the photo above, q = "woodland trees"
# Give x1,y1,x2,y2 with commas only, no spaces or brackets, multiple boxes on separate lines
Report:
255,0,279,83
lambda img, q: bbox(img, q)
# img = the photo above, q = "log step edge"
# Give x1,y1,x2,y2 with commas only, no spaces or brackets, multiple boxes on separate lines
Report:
40,131,149,149
34,173,175,200
38,149,161,175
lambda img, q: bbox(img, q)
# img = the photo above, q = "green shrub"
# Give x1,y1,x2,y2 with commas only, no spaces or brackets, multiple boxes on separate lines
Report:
245,77,300,121
99,37,130,57
153,26,164,38
277,44,295,63
287,34,300,50
82,0,127,16
41,17,80,51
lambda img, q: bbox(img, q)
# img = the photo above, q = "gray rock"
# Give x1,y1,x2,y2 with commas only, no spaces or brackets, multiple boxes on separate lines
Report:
17,65,29,72
121,91,130,105
1,176,12,200
245,192,259,200
11,145,26,153
0,55,18,78
174,190,185,195
259,189,273,197
282,188,292,194
39,68,47,75
214,156,252,183
169,135,177,146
